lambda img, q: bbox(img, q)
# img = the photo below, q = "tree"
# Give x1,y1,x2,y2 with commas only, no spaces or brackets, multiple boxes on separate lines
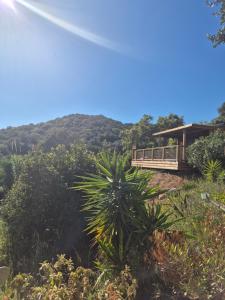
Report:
212,101,225,124
208,0,225,47
121,115,155,151
156,114,184,131
218,102,225,116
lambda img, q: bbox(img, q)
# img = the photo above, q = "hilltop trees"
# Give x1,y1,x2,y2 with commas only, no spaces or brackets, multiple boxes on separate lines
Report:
121,113,184,152
0,114,124,157
121,115,155,151
213,101,225,124
156,114,184,131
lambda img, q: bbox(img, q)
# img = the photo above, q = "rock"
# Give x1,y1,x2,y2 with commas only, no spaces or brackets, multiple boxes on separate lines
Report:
0,266,10,285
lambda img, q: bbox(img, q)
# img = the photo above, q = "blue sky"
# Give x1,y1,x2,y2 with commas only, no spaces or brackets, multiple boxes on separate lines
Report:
0,0,225,128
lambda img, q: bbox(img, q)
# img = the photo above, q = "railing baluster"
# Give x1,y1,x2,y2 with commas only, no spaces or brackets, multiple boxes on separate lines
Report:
133,145,179,161
162,148,165,160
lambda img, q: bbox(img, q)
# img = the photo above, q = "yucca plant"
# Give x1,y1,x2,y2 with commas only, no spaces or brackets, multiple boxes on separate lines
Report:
74,152,175,270
203,160,222,182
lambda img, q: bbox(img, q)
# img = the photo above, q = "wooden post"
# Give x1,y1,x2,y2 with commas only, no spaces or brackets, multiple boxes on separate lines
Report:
176,145,179,162
182,129,187,161
132,145,136,160
162,147,165,160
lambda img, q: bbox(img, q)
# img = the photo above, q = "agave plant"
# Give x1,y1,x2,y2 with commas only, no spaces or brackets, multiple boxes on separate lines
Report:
203,160,222,182
74,152,175,270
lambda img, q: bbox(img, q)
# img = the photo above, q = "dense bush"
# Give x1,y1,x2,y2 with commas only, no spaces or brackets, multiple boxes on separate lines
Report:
1,255,137,300
187,130,225,172
0,144,95,274
158,181,225,299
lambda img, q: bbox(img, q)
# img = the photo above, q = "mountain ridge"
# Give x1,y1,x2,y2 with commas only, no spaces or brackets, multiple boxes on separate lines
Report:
0,113,127,156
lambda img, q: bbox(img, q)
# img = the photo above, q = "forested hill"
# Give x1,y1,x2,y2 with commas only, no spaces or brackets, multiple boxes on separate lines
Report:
0,114,126,156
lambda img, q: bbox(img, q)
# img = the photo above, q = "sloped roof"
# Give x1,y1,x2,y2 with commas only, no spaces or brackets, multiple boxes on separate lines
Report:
153,123,216,137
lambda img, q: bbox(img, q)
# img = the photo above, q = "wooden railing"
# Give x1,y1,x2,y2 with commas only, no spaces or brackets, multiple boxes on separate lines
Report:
132,145,184,162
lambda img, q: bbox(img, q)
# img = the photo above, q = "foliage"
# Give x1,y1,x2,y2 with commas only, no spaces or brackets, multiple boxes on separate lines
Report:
186,130,225,172
0,144,95,274
213,101,225,124
2,255,137,300
208,0,225,47
159,182,225,299
0,113,186,157
0,219,8,265
121,114,184,152
213,191,225,205
203,159,223,182
156,114,184,131
0,114,125,156
75,152,176,272
121,115,155,151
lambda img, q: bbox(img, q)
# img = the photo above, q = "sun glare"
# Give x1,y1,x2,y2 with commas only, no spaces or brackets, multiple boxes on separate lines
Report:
1,0,16,11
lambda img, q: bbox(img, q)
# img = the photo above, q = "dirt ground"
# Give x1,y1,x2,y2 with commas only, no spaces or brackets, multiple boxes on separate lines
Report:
150,171,187,191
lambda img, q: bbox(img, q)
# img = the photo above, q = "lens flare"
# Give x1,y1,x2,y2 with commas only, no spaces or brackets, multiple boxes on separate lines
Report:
1,0,16,11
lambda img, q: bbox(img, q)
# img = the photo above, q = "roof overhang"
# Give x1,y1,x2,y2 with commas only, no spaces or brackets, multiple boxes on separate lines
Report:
153,123,218,138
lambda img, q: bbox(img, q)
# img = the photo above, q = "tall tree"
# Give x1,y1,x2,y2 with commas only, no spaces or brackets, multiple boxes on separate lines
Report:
212,101,225,123
121,115,155,151
208,0,225,47
156,114,184,131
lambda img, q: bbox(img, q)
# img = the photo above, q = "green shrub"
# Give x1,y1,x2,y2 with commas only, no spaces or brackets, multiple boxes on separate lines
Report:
160,187,225,299
0,219,8,265
3,255,137,300
203,159,222,182
1,144,95,274
187,130,225,172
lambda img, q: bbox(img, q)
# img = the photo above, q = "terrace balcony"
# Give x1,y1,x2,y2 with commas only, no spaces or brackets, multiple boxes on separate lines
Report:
131,145,188,170
131,123,223,171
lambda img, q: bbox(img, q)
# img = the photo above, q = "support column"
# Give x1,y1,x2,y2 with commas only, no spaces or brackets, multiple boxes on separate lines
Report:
182,130,187,161
132,145,137,160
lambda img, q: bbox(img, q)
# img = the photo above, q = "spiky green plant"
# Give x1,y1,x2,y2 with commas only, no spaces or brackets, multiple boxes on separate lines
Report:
74,152,175,270
203,160,222,182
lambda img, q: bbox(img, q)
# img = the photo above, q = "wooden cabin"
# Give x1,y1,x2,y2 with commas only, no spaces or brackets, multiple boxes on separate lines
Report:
131,123,222,171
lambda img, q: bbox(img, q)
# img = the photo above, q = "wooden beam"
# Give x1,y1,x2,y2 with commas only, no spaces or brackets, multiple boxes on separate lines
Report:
182,129,187,161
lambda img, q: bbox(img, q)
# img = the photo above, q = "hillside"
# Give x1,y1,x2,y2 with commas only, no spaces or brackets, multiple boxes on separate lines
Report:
0,114,126,156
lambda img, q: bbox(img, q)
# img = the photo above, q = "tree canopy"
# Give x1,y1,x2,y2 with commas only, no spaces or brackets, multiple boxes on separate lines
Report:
208,0,225,46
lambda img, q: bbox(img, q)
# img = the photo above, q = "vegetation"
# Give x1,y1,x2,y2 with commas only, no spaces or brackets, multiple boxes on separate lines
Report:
0,112,186,158
213,101,225,124
0,144,95,274
186,129,225,172
0,106,225,299
0,114,125,156
1,157,225,299
75,152,174,273
159,179,225,299
121,113,183,152
2,255,137,300
208,0,225,47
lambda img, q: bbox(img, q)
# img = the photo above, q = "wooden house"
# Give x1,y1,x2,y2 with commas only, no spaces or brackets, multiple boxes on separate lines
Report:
131,123,223,171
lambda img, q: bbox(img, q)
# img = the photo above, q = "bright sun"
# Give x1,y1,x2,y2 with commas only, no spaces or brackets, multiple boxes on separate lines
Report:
1,0,16,11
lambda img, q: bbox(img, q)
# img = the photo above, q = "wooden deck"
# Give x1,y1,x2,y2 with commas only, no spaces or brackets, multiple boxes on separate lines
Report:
131,145,189,171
